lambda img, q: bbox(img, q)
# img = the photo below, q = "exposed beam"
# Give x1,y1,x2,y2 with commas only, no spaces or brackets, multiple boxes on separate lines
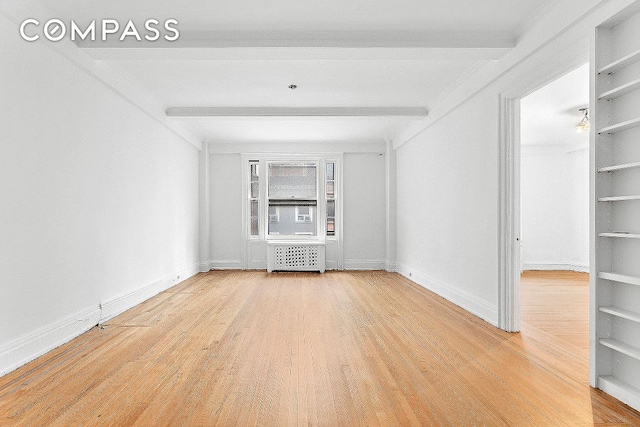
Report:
81,47,511,62
78,30,514,62
166,107,428,118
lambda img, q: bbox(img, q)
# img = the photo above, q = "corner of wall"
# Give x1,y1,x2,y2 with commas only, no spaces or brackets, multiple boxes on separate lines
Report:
395,262,498,327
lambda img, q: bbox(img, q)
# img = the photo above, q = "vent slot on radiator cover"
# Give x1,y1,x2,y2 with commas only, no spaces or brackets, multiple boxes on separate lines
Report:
268,242,325,273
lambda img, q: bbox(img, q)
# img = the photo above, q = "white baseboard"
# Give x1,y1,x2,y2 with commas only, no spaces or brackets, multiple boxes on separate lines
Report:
523,262,589,273
100,263,200,323
0,262,200,377
210,260,243,270
385,261,397,272
343,259,386,270
199,261,212,272
396,262,498,327
0,306,101,377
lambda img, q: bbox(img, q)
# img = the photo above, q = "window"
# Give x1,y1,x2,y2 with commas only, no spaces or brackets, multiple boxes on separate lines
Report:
326,162,336,237
248,161,259,237
268,162,317,236
245,157,338,240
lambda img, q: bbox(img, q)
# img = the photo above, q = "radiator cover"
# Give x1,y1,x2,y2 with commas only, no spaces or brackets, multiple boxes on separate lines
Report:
267,241,326,273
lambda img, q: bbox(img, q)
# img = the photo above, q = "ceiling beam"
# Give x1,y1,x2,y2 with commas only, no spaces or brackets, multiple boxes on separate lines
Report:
78,30,514,61
81,47,511,61
166,107,428,117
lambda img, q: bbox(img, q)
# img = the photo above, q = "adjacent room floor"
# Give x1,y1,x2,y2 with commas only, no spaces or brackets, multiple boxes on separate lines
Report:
1,270,639,425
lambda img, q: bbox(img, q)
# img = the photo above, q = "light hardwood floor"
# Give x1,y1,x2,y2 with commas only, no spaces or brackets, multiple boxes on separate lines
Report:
1,270,639,426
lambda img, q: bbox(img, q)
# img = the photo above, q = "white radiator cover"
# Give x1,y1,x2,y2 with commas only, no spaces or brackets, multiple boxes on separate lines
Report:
267,241,326,273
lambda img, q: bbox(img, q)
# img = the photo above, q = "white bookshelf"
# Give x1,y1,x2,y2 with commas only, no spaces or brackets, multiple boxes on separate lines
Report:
592,4,640,412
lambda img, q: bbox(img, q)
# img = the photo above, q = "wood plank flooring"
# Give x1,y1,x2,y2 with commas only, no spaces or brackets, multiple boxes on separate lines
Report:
1,270,639,425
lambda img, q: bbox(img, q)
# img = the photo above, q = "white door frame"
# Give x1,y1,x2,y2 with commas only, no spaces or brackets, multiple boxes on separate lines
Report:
497,54,590,332
498,95,522,332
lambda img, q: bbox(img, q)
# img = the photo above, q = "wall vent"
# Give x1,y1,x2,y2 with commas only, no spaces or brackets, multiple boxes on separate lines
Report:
267,242,326,273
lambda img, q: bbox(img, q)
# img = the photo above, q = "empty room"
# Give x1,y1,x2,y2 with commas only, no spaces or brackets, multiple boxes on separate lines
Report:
1,0,640,425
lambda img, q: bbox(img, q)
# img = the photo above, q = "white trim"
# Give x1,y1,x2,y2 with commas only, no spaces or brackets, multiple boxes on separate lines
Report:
385,261,397,272
0,264,201,377
199,143,211,272
598,376,640,412
100,263,200,323
396,263,498,326
523,262,589,273
0,306,101,377
498,95,521,333
343,259,386,270
210,260,244,270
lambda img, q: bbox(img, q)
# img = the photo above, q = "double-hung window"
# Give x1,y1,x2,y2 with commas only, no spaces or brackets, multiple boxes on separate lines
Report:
246,157,338,240
267,162,317,237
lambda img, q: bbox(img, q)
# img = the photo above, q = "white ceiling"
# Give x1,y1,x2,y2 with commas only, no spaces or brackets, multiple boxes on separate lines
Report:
521,63,590,150
28,0,553,144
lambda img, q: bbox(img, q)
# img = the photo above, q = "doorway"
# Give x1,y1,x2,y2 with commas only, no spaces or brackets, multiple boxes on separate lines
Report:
498,62,590,333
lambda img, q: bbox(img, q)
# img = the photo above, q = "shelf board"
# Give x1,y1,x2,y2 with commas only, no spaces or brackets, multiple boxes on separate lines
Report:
598,272,640,286
598,117,640,134
599,338,640,362
598,232,640,239
598,195,640,202
600,306,640,323
598,78,640,100
598,376,640,410
599,161,640,173
598,48,640,74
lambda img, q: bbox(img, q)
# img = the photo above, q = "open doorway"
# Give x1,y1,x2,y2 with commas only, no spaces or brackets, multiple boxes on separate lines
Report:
518,63,590,350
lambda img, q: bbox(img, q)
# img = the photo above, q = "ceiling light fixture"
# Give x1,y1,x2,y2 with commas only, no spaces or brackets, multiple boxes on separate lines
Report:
288,84,297,90
576,107,590,133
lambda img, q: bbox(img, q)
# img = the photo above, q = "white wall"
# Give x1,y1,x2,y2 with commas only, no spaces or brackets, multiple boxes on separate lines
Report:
207,145,388,270
520,148,589,271
209,153,243,269
0,14,200,375
396,91,501,322
343,153,387,269
394,0,635,326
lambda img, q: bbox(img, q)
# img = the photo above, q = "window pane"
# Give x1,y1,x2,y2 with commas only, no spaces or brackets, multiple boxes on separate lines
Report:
327,200,335,217
250,200,259,236
249,161,259,236
326,162,334,181
327,218,335,236
268,204,317,236
268,163,317,199
326,181,334,198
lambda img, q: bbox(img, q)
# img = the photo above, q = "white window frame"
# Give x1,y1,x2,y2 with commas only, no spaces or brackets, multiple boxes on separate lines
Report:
242,154,341,243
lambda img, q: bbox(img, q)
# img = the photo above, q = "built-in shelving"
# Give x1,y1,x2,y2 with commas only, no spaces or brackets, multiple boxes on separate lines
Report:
598,78,640,100
593,6,640,412
598,195,640,202
598,232,640,239
598,376,640,409
600,306,640,323
600,339,640,361
598,47,640,74
598,272,640,286
598,117,640,134
599,161,640,173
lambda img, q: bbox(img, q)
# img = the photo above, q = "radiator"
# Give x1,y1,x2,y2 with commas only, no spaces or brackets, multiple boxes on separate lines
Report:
267,241,326,273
